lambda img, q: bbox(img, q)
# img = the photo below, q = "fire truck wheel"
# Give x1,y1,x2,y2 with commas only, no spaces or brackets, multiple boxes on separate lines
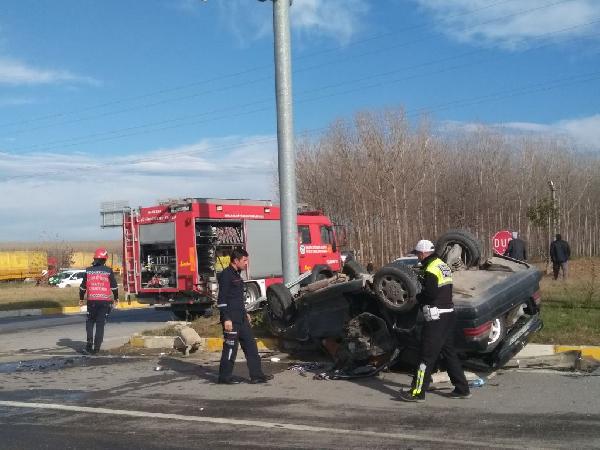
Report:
373,264,420,313
342,260,367,279
172,309,188,321
435,229,482,269
266,283,296,325
301,264,334,286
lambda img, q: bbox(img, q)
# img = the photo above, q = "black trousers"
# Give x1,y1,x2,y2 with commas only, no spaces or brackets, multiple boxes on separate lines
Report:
218,319,263,381
410,311,469,396
86,301,112,351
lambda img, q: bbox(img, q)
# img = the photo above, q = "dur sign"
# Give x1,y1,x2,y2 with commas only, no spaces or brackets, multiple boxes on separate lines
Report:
492,230,512,255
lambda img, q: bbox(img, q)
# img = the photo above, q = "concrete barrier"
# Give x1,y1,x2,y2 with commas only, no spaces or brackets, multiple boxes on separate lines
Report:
128,334,279,352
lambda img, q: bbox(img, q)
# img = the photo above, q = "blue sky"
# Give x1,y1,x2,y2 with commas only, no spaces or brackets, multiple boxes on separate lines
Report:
1,0,599,241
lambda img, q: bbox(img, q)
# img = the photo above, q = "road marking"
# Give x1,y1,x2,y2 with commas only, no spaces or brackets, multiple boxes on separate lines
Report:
0,400,520,448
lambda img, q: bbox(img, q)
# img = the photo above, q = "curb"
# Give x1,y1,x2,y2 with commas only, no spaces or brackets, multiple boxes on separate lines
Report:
128,334,279,352
0,301,151,319
517,343,600,362
125,335,600,361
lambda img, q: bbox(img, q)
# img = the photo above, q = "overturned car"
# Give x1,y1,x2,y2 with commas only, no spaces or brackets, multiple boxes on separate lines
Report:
264,230,543,377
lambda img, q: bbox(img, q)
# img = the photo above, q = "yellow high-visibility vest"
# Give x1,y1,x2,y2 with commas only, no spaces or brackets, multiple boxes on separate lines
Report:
423,257,453,287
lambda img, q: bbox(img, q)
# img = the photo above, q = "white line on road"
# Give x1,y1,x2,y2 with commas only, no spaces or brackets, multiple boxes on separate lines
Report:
0,400,520,449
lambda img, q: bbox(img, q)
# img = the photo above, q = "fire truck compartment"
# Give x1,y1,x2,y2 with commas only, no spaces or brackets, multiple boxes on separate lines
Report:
139,222,177,288
245,220,283,279
195,221,244,277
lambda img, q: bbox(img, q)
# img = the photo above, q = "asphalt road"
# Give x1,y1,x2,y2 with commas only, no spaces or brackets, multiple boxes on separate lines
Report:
0,355,599,448
0,312,599,449
0,307,172,355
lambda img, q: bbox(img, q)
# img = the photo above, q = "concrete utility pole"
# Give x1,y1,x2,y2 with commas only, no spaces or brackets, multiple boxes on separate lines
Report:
261,0,299,283
548,180,557,234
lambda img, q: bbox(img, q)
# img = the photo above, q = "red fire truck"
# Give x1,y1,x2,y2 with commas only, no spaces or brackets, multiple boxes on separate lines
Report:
122,198,342,319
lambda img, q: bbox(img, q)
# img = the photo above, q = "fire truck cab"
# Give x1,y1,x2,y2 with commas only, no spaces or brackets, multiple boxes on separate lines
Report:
123,198,342,319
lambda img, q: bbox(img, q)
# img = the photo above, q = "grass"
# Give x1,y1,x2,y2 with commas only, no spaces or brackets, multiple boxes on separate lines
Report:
0,284,80,310
0,283,125,311
531,258,600,346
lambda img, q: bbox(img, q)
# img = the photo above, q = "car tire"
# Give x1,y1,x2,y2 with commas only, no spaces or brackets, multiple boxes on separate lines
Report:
373,264,421,313
342,260,367,279
436,229,482,268
266,283,296,326
486,317,506,352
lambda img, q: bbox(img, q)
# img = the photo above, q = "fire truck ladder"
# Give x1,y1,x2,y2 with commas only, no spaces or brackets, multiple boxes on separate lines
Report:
123,211,139,300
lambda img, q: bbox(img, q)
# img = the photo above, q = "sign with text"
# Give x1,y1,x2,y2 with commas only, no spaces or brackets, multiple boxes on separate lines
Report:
492,230,512,255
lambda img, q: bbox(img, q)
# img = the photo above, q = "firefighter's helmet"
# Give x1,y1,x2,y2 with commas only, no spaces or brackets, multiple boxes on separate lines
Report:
94,248,109,260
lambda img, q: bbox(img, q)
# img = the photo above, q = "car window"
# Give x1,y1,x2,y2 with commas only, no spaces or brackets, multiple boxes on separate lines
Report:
76,272,85,279
298,225,311,244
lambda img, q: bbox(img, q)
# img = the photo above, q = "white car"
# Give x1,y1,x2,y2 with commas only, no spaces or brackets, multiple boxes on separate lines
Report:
57,270,86,288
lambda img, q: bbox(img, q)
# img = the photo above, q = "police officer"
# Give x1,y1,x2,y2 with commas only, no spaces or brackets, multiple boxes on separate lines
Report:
399,239,470,402
217,248,272,384
79,248,118,354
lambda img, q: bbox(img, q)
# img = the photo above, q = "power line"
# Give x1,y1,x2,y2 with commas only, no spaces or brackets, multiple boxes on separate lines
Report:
9,20,599,154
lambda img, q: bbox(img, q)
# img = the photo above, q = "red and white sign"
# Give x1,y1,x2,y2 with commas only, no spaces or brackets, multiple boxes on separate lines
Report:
492,230,512,255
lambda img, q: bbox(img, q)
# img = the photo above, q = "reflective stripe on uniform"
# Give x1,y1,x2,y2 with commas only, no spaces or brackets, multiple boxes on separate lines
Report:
412,363,427,396
424,257,453,287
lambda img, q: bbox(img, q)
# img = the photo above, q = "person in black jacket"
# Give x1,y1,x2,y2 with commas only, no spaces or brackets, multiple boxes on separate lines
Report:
217,248,272,385
550,234,571,280
399,239,470,403
79,248,119,354
504,231,527,261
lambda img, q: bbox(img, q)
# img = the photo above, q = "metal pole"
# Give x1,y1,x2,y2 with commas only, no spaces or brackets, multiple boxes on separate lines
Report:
271,0,299,284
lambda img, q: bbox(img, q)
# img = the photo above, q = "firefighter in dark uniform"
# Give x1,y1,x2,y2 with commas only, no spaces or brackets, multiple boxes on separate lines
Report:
399,240,471,402
217,248,272,384
79,248,119,354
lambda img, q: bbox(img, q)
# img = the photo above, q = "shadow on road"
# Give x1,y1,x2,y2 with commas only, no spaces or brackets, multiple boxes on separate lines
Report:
159,356,220,383
56,338,87,353
106,309,174,324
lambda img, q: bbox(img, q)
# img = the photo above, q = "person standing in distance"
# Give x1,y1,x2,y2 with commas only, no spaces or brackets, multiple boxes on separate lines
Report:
399,239,470,402
79,248,119,354
550,233,571,280
217,248,272,384
504,231,527,261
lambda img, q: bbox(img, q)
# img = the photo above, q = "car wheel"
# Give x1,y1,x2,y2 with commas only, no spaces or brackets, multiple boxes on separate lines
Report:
373,264,420,313
266,283,296,326
342,260,367,279
244,282,261,305
436,229,482,269
486,317,506,352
